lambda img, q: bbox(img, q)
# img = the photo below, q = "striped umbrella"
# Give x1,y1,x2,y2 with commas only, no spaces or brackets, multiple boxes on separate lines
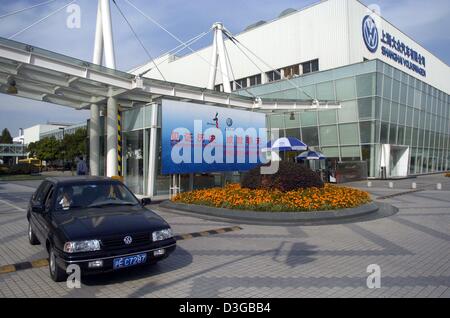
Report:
263,137,308,152
296,150,326,160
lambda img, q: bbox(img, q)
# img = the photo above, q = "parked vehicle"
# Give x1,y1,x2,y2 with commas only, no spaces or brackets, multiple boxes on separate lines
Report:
27,176,176,282
19,158,43,168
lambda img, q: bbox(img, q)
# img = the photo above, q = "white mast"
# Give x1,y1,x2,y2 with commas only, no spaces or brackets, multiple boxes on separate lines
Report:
207,23,232,93
90,0,118,177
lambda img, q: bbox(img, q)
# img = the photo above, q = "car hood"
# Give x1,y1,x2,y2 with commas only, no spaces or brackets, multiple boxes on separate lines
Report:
52,205,170,241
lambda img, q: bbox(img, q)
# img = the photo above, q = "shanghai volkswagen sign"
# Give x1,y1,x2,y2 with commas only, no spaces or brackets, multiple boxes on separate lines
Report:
362,15,379,53
361,14,427,77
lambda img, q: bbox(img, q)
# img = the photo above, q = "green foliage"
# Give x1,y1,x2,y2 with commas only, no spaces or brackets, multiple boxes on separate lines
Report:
61,128,87,163
27,141,38,158
27,128,86,165
241,161,324,192
34,137,61,163
0,163,39,175
0,128,13,144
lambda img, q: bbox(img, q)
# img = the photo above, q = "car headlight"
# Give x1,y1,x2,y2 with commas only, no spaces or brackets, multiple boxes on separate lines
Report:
64,240,101,253
152,229,173,242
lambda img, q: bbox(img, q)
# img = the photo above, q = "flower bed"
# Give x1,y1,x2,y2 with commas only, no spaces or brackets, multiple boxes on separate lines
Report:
445,173,450,178
172,183,372,212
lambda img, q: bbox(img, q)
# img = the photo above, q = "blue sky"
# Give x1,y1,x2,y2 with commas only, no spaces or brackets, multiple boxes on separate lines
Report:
0,0,449,137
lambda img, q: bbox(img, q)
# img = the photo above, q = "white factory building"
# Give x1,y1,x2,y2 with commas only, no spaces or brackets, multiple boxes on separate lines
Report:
116,0,449,193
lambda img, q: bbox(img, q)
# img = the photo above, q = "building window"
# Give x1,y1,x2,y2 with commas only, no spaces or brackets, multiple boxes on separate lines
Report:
249,74,261,87
302,59,319,74
235,78,248,89
214,84,223,92
266,70,281,82
283,64,300,79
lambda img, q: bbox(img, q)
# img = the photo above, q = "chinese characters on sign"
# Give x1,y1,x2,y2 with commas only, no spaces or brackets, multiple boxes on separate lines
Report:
162,99,267,175
362,15,427,77
380,30,426,77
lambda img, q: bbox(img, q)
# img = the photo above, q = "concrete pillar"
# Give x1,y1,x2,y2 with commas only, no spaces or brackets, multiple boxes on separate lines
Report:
106,93,118,177
261,72,267,84
147,103,158,196
89,103,100,176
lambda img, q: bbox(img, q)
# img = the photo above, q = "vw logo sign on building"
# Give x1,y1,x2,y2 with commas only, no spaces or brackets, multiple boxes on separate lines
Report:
123,236,133,245
362,15,379,53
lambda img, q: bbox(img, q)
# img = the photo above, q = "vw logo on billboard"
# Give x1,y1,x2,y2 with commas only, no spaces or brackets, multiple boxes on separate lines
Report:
123,236,133,245
362,15,379,53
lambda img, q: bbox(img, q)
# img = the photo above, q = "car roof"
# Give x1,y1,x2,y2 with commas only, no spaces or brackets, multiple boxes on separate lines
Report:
44,176,120,186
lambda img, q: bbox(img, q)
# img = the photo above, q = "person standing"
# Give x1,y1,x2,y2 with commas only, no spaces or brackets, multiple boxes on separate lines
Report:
76,156,88,176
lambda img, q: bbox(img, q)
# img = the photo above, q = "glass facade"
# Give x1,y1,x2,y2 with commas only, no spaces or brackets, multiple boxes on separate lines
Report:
238,60,450,178
120,59,449,195
121,105,153,195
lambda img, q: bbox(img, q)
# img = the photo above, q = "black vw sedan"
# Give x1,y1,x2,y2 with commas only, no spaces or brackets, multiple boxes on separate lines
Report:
27,177,176,282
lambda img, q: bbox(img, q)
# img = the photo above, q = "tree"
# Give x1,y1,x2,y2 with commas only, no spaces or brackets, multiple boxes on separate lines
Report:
26,129,87,170
0,128,13,144
31,137,61,166
27,142,38,158
61,128,87,166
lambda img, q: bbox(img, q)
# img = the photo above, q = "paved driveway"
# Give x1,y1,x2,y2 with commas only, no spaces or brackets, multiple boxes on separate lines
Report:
0,176,449,298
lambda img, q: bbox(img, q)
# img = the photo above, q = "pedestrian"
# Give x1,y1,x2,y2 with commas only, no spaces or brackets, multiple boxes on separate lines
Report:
76,156,88,176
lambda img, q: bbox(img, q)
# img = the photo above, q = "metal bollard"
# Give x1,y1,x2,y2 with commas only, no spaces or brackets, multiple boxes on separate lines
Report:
367,181,372,188
412,182,417,189
389,182,394,189
437,183,442,190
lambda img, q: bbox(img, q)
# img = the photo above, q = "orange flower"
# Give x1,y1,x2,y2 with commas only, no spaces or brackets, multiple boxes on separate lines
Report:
173,183,371,212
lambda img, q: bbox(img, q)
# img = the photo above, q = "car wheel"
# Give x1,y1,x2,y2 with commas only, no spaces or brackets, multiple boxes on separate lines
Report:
49,247,67,282
28,222,40,245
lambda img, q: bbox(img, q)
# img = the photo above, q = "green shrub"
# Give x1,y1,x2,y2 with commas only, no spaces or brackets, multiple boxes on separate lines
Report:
0,163,39,175
0,165,9,175
241,161,324,192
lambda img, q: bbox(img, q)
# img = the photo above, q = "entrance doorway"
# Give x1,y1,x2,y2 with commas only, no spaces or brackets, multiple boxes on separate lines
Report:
380,144,410,178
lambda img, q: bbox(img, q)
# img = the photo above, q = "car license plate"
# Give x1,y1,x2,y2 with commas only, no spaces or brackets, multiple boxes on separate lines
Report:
113,253,147,269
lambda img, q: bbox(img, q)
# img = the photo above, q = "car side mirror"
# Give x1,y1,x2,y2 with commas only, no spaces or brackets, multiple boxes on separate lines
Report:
141,198,152,206
31,203,45,213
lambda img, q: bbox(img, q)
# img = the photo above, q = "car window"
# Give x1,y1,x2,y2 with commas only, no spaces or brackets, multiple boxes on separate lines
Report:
55,183,139,211
33,182,51,204
44,186,54,212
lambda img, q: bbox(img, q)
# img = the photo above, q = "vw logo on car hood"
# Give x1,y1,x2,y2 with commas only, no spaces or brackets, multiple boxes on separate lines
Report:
362,15,379,53
123,236,133,245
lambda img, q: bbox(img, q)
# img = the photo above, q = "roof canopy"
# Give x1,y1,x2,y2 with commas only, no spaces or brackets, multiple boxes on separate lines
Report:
0,37,340,112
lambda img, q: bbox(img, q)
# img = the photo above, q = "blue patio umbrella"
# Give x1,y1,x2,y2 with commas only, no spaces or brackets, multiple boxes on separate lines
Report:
263,137,308,152
296,150,326,160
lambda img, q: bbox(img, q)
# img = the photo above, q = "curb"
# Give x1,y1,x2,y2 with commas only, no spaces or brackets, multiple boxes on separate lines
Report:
159,201,379,223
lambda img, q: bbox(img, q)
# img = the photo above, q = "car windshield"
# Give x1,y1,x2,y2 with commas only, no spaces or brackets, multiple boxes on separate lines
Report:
55,182,139,211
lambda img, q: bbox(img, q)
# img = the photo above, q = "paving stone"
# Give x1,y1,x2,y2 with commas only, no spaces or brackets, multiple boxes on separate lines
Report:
0,176,449,297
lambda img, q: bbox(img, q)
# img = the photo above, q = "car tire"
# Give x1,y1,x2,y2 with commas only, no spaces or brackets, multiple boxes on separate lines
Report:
28,222,40,245
49,247,67,282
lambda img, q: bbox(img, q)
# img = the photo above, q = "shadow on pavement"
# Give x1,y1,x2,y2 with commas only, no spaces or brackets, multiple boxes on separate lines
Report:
272,241,318,267
79,246,193,287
